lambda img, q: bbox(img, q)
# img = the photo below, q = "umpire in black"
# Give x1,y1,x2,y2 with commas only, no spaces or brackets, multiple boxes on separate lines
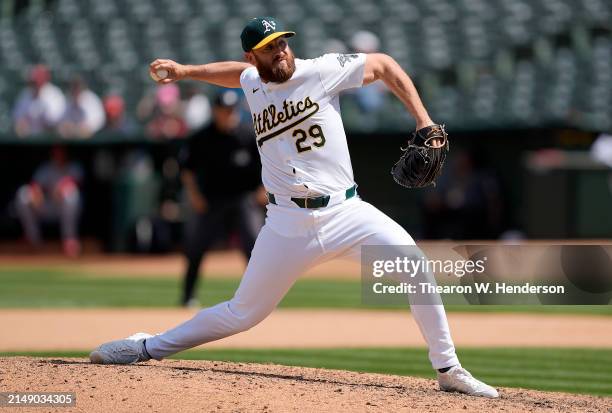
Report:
180,89,265,307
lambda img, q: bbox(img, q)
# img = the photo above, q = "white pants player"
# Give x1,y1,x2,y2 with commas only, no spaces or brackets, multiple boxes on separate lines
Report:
145,196,460,370
119,21,500,397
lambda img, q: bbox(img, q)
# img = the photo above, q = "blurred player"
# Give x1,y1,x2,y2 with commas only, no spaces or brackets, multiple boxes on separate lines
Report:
15,145,83,257
180,90,265,307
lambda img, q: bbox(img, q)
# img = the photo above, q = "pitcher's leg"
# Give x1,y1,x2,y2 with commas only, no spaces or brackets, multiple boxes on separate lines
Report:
339,200,459,369
145,225,322,359
408,304,458,369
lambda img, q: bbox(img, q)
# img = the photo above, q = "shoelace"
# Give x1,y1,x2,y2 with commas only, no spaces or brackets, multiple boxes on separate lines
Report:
453,368,487,389
105,340,142,362
455,368,473,379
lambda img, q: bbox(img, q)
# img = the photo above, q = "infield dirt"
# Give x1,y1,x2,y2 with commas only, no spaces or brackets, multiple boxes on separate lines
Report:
1,357,610,413
1,309,612,351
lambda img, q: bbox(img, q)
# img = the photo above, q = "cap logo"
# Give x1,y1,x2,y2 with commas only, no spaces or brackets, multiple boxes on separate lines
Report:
261,19,276,33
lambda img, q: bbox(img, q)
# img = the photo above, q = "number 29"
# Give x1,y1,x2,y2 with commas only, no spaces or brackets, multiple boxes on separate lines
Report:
293,125,326,153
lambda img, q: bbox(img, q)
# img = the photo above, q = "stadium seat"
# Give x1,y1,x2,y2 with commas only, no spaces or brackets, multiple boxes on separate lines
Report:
0,0,609,135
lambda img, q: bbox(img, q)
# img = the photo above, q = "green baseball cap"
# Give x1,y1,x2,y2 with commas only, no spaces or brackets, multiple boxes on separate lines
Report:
240,17,295,52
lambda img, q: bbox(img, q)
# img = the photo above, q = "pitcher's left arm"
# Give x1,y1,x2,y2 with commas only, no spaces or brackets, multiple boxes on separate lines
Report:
363,53,433,130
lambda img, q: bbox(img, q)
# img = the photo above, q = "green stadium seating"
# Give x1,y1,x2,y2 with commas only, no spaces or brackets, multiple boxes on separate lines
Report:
0,0,609,137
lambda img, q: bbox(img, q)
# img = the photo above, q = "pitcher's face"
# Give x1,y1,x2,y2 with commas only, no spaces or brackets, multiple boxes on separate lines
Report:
246,37,296,83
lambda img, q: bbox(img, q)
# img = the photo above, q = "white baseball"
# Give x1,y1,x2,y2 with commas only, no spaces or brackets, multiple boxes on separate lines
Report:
150,68,169,82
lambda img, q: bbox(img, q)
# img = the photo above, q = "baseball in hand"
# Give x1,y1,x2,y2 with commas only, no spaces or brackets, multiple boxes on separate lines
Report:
150,68,169,82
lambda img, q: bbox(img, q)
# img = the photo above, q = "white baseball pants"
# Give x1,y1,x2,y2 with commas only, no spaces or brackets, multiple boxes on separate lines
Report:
145,196,459,369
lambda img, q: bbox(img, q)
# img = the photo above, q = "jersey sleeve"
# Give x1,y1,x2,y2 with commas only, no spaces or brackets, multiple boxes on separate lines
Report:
239,66,258,91
315,53,367,96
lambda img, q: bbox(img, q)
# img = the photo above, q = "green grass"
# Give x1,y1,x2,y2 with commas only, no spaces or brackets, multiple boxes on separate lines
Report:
2,347,611,397
0,269,358,308
0,268,611,315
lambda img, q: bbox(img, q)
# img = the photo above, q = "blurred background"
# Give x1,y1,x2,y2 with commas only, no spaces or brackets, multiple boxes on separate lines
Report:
0,1,611,398
0,0,611,255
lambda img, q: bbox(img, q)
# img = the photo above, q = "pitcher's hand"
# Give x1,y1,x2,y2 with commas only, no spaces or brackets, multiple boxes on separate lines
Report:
149,59,188,84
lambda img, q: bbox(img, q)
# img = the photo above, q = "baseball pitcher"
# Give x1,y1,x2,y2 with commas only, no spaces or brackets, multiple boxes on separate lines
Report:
90,17,498,398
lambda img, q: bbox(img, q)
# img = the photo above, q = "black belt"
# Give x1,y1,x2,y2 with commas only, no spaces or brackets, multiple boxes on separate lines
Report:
268,185,357,209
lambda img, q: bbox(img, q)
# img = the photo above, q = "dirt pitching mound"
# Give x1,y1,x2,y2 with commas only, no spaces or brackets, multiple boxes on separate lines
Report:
2,358,610,413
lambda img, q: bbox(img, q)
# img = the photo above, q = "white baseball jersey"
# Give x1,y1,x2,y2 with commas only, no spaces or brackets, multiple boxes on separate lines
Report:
145,52,460,372
240,53,366,197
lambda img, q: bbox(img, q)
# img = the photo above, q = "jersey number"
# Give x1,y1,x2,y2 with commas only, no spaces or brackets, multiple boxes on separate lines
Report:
293,125,326,153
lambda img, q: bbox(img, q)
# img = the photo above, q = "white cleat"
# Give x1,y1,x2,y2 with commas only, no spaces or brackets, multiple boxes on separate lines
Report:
437,365,500,398
89,333,153,365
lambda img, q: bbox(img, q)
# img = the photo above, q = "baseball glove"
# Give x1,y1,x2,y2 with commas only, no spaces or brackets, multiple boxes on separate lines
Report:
391,124,449,188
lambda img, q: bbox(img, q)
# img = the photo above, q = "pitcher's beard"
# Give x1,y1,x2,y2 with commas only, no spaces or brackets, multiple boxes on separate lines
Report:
255,53,296,83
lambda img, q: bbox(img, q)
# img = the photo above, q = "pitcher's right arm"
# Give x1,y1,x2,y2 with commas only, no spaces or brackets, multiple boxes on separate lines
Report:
149,59,252,88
